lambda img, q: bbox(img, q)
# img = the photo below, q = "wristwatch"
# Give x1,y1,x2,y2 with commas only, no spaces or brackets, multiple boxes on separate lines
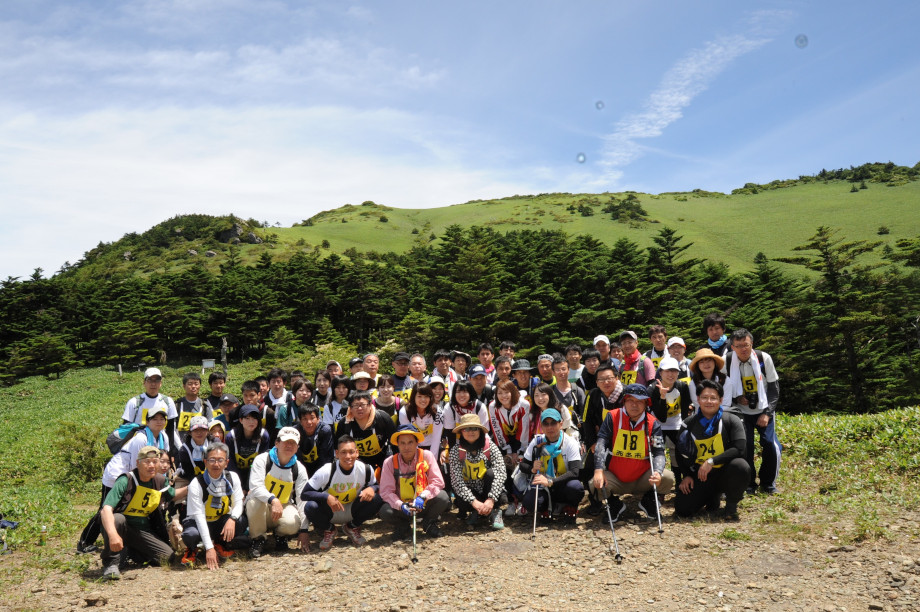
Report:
706,458,714,466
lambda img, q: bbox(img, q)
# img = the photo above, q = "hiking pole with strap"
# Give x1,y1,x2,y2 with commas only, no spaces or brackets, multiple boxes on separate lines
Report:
646,430,664,534
530,483,540,541
598,490,623,563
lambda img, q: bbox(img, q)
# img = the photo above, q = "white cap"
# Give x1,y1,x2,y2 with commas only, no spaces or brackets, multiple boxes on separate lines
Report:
277,427,301,444
144,367,163,379
593,335,610,346
658,357,680,371
667,337,686,348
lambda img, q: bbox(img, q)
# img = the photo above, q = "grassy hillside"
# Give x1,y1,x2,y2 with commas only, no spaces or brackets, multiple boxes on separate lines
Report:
0,363,917,586
62,173,920,281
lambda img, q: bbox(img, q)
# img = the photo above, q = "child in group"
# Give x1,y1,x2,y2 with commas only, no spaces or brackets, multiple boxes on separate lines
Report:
644,325,669,368
578,349,601,392
208,420,226,443
277,380,314,429
313,371,332,408
176,373,212,437
205,372,227,412
565,344,583,385
666,337,692,383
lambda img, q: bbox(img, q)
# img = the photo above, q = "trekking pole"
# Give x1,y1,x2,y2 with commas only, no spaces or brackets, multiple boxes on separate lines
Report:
411,509,418,563
646,432,664,534
598,490,623,563
530,483,540,541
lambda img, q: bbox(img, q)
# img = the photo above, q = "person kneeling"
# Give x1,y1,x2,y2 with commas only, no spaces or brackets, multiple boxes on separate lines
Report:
513,409,584,521
675,380,750,520
302,435,383,551
99,446,186,580
379,425,450,540
246,427,311,557
448,414,508,529
181,442,249,569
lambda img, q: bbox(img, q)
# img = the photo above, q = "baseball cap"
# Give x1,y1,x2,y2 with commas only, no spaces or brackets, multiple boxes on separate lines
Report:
667,337,686,348
277,427,300,444
189,416,210,431
144,367,163,380
593,335,610,346
619,331,638,341
468,364,487,378
219,393,239,405
392,352,411,362
623,383,650,400
658,357,680,371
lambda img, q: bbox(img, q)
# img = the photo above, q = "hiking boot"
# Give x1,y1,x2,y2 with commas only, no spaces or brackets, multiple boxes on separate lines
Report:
102,562,121,581
606,497,626,523
504,502,519,518
490,509,504,530
214,543,234,558
586,496,604,516
562,505,578,521
391,525,410,542
274,535,291,552
76,542,98,554
341,523,366,547
760,486,778,496
551,502,565,518
721,503,740,521
250,536,266,558
319,528,336,551
745,486,757,496
422,520,444,538
638,491,659,521
180,549,198,567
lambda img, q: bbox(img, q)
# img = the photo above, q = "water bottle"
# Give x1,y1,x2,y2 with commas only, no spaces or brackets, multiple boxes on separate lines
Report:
39,525,47,546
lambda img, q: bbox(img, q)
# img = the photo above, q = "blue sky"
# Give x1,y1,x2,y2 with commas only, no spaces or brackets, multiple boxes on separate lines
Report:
1,0,918,280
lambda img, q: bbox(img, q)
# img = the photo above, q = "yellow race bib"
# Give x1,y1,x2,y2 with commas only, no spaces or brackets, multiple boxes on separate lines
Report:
612,428,647,460
178,411,201,432
204,494,230,522
666,397,681,419
399,474,417,502
235,452,257,470
619,370,637,385
265,474,293,504
301,444,318,464
329,483,358,505
355,433,382,457
694,434,725,466
123,484,162,517
462,459,487,481
651,356,663,368
742,375,757,393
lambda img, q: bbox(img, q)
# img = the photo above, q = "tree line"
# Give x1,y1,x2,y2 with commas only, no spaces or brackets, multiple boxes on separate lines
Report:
2,223,919,414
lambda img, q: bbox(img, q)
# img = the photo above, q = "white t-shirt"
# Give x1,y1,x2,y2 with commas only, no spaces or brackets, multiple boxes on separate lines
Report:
307,460,376,525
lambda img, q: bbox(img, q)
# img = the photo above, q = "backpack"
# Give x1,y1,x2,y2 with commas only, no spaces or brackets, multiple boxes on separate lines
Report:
106,422,145,455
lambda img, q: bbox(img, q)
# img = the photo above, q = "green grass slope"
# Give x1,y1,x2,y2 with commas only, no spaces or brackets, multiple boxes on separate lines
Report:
61,171,920,282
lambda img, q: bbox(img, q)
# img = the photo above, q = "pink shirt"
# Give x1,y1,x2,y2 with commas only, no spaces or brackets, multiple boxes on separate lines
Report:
379,449,444,510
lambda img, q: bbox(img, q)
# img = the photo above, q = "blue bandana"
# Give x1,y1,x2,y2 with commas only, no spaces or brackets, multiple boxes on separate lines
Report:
269,447,297,469
707,335,728,351
698,407,723,437
538,434,564,478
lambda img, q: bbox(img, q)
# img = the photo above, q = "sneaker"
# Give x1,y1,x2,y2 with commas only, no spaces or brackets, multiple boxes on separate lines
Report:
562,505,578,520
422,520,444,538
638,492,659,520
214,543,234,558
760,486,778,496
515,502,528,517
102,563,121,581
465,512,480,527
456,509,469,521
490,509,504,530
341,523,366,547
180,549,198,567
391,525,410,542
319,528,336,551
745,486,757,496
551,502,565,517
76,542,98,554
504,502,518,518
250,536,266,559
606,497,626,523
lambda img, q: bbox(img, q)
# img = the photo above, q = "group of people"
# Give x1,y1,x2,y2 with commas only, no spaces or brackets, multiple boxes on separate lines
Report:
77,313,781,579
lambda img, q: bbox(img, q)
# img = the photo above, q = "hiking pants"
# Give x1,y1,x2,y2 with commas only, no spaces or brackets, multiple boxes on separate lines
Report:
674,458,751,517
743,413,782,490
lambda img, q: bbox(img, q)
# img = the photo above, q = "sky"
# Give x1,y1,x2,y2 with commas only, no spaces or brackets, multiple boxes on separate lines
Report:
1,0,918,280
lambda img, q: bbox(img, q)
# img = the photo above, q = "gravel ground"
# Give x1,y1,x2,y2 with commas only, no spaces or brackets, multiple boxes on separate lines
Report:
7,497,920,612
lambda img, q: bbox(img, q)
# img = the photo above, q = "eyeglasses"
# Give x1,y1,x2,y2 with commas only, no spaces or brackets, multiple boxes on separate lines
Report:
596,377,617,383
206,458,227,464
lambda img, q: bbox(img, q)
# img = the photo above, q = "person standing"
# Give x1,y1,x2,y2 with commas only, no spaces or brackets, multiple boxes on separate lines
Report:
722,328,781,495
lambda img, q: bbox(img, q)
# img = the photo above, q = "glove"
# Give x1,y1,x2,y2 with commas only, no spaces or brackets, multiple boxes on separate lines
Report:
401,503,412,516
413,496,425,511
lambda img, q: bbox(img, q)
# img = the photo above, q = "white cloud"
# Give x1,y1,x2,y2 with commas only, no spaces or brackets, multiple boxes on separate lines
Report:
599,33,769,180
0,104,534,279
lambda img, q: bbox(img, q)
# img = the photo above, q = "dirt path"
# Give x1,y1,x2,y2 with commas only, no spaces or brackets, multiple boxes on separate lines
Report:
6,501,919,612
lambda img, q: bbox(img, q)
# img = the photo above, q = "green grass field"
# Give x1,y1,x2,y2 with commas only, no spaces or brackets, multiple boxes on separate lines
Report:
67,178,920,281
1,363,917,587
